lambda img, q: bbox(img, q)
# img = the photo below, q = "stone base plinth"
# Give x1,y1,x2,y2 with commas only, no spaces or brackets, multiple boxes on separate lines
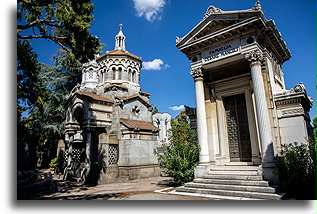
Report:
119,164,161,179
259,164,279,185
194,164,211,178
97,164,160,184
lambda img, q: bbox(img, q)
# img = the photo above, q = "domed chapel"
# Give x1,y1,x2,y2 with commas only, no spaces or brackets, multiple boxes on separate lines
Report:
60,25,170,183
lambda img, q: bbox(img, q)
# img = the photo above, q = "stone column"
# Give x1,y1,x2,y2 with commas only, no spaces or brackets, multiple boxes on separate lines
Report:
245,50,275,169
190,68,211,177
85,130,94,165
66,133,74,168
64,131,75,180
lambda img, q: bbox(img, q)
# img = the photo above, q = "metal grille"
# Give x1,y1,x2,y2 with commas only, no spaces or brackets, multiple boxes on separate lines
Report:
108,145,118,165
71,149,82,163
64,150,69,165
226,107,239,159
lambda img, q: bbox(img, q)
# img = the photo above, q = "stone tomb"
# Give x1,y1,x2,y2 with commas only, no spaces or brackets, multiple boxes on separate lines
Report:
174,2,313,199
61,25,169,184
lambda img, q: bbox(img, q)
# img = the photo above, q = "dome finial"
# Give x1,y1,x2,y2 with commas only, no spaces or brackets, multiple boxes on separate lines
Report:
115,24,126,51
253,1,262,11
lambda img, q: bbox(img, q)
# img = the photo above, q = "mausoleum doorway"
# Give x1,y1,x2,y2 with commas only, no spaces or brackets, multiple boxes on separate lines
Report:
223,93,252,162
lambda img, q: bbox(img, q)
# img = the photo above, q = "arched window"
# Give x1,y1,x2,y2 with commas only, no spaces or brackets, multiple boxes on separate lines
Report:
128,69,132,82
118,67,122,80
136,72,139,84
103,69,106,82
112,67,116,80
98,72,102,83
132,70,136,83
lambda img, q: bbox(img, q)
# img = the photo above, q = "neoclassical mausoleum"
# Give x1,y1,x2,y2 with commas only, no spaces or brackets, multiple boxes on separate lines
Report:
61,25,171,183
174,2,313,199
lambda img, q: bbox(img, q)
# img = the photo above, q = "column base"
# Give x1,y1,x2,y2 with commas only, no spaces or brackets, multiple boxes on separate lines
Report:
194,164,211,178
251,156,261,165
258,163,279,185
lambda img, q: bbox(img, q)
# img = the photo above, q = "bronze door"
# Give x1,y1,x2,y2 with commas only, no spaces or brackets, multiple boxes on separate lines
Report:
224,94,252,162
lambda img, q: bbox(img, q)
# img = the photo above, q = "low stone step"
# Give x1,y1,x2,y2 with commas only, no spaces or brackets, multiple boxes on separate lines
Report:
210,166,259,171
185,182,275,193
208,170,258,176
203,174,263,181
169,190,261,200
225,162,254,166
176,186,283,200
193,178,269,187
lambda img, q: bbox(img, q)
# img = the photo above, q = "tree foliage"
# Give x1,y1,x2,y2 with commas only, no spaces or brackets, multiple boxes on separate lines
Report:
155,111,200,185
151,106,159,115
17,0,101,169
17,0,101,63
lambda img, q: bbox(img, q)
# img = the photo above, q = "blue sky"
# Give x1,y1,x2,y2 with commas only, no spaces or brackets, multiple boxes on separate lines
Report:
30,0,316,119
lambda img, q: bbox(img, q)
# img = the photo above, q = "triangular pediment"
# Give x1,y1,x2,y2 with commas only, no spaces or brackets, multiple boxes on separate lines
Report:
177,12,261,48
176,3,291,64
175,2,267,48
191,20,239,42
116,94,153,108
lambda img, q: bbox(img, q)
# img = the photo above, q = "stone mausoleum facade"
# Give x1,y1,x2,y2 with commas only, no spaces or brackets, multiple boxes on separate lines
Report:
174,2,313,199
60,25,170,184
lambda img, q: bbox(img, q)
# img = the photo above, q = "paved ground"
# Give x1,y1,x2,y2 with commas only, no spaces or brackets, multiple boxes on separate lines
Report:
37,177,211,200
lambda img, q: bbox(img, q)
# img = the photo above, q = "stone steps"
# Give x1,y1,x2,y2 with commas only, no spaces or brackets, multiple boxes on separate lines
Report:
185,182,275,193
208,170,259,176
210,166,259,171
176,186,284,200
193,178,269,187
225,162,253,166
172,165,284,200
169,190,261,200
204,174,263,181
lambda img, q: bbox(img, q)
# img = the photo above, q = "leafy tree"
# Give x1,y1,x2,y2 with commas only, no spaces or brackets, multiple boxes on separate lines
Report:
17,0,100,63
155,111,200,185
17,0,101,169
151,106,159,115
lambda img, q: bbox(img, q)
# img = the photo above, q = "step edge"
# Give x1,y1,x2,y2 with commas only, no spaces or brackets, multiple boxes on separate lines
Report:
176,187,282,199
184,183,276,192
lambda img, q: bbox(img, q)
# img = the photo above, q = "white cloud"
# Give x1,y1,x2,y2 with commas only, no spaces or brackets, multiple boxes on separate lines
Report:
169,105,185,111
133,0,166,22
164,64,170,69
143,59,165,70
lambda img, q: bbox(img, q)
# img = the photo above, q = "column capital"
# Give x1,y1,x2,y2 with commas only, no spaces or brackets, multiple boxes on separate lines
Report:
245,49,265,66
190,67,204,80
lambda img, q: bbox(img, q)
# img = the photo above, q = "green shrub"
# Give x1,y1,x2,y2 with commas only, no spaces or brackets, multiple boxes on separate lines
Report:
49,158,57,172
155,115,200,186
275,140,316,199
